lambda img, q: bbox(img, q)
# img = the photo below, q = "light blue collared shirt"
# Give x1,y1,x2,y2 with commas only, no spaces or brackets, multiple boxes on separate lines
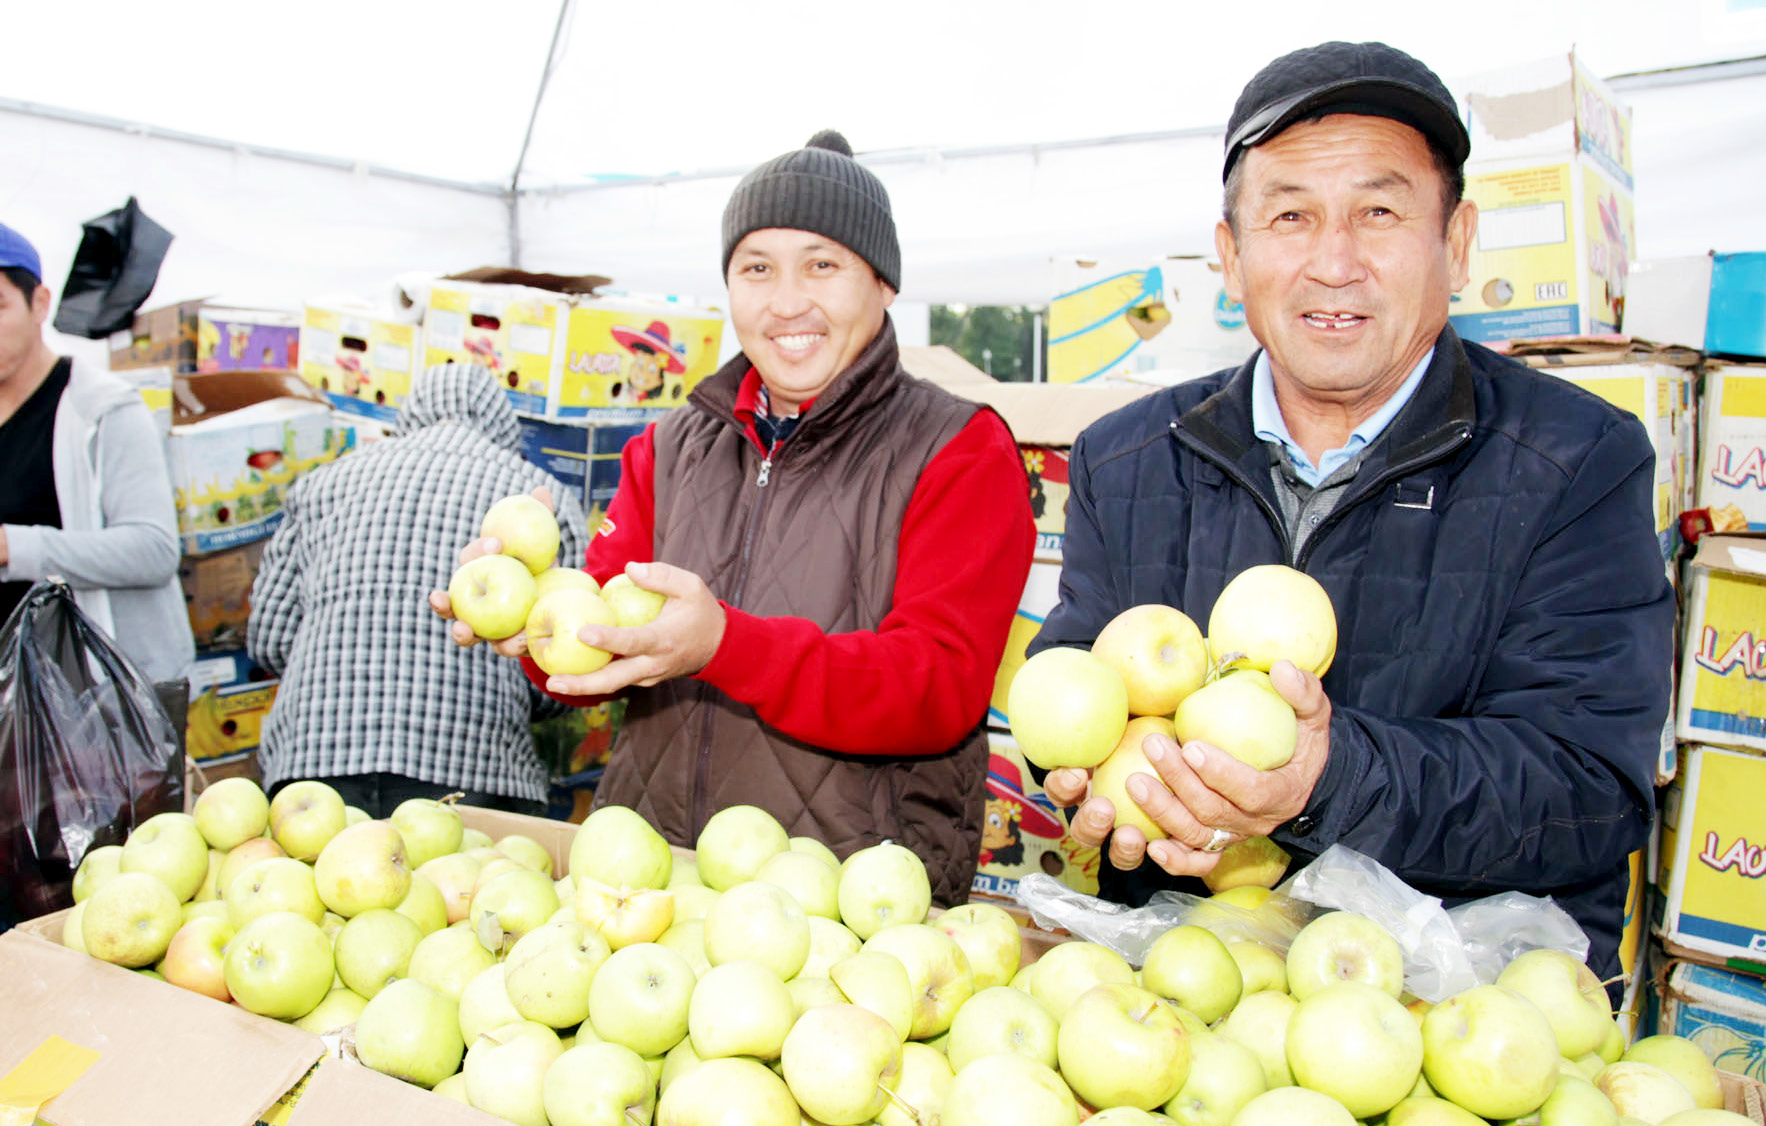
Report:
1250,348,1435,487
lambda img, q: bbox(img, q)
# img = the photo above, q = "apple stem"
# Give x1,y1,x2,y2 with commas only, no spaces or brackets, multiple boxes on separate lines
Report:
437,791,467,807
1206,652,1248,682
625,1107,648,1126
877,1081,920,1124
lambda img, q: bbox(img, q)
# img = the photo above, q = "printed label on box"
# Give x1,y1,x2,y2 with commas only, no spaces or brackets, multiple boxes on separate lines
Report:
971,734,1100,900
1022,445,1070,560
1661,747,1766,961
557,306,723,415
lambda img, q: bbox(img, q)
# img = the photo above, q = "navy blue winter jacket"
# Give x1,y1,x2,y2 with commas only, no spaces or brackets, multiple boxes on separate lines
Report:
1030,326,1675,980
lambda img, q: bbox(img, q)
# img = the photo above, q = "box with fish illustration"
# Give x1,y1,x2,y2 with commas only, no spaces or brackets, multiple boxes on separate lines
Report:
299,303,420,424
971,731,1102,902
196,307,301,373
167,371,347,555
1048,256,1255,384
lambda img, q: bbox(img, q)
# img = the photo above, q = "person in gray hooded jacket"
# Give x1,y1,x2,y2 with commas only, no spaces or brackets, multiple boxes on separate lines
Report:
248,361,588,816
0,221,194,683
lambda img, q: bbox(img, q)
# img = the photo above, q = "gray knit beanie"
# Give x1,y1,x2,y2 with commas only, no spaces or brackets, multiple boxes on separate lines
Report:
721,129,901,292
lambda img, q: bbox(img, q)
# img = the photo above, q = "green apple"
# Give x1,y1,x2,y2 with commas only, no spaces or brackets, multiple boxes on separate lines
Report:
877,1041,954,1126
831,949,916,1040
1657,1112,1758,1125
1496,949,1613,1059
72,844,125,904
192,777,271,851
1518,1071,1623,1126
1285,981,1422,1117
587,941,696,1056
448,553,540,641
543,1040,655,1126
463,1020,564,1126
470,866,561,955
575,877,675,948
355,977,464,1088
82,870,183,966
458,963,523,1045
1595,1061,1697,1121
192,849,226,903
333,907,423,998
294,985,369,1034
1202,836,1291,894
782,1003,903,1125
688,958,796,1060
1006,646,1128,770
393,871,448,935
601,572,669,627
226,856,325,928
158,915,235,1000
1028,939,1136,1018
655,1056,797,1126
526,587,617,676
1142,924,1243,1024
702,880,809,980
837,841,932,940
947,984,1058,1070
934,902,1023,992
503,920,612,1028
798,914,862,979
121,812,210,902
481,493,561,574
789,835,841,869
344,805,371,826
1163,1030,1267,1126
1057,982,1191,1111
389,798,464,869
1382,1095,1489,1125
1215,989,1300,1088
1172,668,1297,771
789,974,847,1016
1206,563,1337,676
268,780,348,861
658,1035,704,1095
861,923,975,1039
1285,910,1405,1001
534,566,600,600
216,836,287,897
314,820,412,918
1421,984,1560,1119
570,804,673,890
417,852,482,925
657,918,712,978
494,833,553,876
1227,941,1288,996
671,884,718,924
941,1052,1077,1126
695,804,788,891
1227,1086,1356,1126
1091,716,1179,839
1622,1035,1723,1109
432,1072,471,1105
461,827,493,851
1091,603,1210,716
224,910,334,1019
60,901,89,954
407,922,498,1001
754,849,839,919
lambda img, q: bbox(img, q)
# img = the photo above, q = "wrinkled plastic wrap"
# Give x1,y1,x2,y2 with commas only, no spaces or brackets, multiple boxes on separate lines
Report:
0,580,184,928
1017,844,1589,1002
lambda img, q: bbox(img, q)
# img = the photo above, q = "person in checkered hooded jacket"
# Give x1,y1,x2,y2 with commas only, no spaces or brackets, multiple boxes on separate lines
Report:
247,361,588,816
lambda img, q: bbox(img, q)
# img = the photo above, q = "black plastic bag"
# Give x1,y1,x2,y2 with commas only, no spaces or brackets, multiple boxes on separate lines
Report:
51,196,175,339
0,580,184,929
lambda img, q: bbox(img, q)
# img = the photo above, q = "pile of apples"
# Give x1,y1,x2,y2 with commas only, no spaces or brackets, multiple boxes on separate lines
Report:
56,781,1749,1125
446,493,666,675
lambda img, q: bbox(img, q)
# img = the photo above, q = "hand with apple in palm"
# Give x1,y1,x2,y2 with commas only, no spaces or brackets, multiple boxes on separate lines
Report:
1042,660,1334,878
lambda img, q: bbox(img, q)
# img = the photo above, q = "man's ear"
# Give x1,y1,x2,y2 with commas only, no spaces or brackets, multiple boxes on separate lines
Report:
1215,220,1245,305
878,279,896,309
30,284,52,327
1445,199,1478,293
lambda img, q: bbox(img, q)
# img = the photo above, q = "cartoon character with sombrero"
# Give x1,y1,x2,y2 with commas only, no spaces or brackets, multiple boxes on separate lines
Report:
981,753,1066,868
611,319,688,403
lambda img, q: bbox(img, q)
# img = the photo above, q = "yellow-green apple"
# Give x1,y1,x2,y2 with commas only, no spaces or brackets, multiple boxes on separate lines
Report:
1058,981,1191,1110
344,805,371,826
694,804,789,891
947,984,1059,1070
671,883,719,922
448,553,540,641
1658,1112,1759,1126
481,493,561,574
1216,989,1300,1088
332,907,423,998
471,866,561,955
217,836,287,896
1286,911,1405,1000
1006,646,1129,770
394,871,447,935
313,820,412,917
587,941,696,1057
1028,939,1136,1017
1091,716,1178,839
226,856,325,928
782,1004,904,1125
575,877,675,948
224,909,335,1019
503,920,612,1028
464,1020,565,1126
601,572,669,627
1227,941,1288,996
1201,836,1291,893
544,1041,656,1126
354,977,465,1088
193,777,271,851
72,843,125,903
1285,981,1423,1117
121,812,210,902
320,909,346,940
934,901,1023,991
655,1056,797,1126
1206,564,1337,676
861,923,975,1039
658,918,712,977
461,827,493,851
193,849,226,903
1420,984,1560,1118
1496,949,1613,1059
1526,1072,1625,1126
1381,1095,1489,1125
1142,924,1243,1023
81,870,182,966
754,850,839,919
389,798,464,869
433,1072,470,1105
1598,1018,1627,1064
534,566,600,600
702,880,809,980
60,901,88,954
570,804,673,891
688,958,797,1060
158,915,235,1000
1084,1109,1161,1126
268,780,347,860
526,587,617,676
294,985,368,1034
407,922,498,1001
1163,1031,1268,1126
658,1036,704,1094
1228,1087,1356,1126
789,974,847,1016
182,899,229,925
790,835,840,869
1622,1035,1723,1109
1172,669,1297,770
877,1042,954,1126
830,950,916,1041
458,963,523,1045
1595,1061,1697,1121
1091,603,1210,716
800,914,863,979
418,852,482,924
496,833,554,876
837,841,932,940
942,1052,1078,1126
667,855,704,889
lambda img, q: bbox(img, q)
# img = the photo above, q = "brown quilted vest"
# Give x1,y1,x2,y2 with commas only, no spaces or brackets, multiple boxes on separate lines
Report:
593,319,990,906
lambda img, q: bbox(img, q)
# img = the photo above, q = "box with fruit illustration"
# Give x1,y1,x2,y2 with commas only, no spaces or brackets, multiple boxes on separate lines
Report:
167,397,346,555
1649,958,1766,1083
1697,363,1766,534
1656,743,1766,966
299,305,420,424
185,649,279,763
1677,537,1766,753
555,300,724,415
971,731,1102,901
197,307,302,373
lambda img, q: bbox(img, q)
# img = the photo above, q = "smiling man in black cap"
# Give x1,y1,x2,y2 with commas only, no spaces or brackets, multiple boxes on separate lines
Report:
1032,42,1673,981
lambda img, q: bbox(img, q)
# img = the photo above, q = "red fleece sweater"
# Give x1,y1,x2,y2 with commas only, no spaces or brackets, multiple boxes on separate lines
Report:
526,369,1034,756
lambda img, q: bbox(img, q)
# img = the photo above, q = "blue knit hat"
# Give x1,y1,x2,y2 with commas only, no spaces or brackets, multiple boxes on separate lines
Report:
0,222,43,281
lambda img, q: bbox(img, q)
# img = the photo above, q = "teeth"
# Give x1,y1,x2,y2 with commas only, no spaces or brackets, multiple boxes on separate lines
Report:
773,333,821,351
1305,313,1363,328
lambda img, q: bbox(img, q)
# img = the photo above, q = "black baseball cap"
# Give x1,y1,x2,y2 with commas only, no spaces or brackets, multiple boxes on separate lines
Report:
1223,41,1470,181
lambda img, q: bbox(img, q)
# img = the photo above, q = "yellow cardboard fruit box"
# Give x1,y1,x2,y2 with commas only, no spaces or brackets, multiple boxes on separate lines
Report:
1655,743,1766,967
1677,536,1766,753
299,304,421,425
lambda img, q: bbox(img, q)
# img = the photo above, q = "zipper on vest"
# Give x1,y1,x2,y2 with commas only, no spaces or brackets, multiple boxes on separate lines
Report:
756,456,772,487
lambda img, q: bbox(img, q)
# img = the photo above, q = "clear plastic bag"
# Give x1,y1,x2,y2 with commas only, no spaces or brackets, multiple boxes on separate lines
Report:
1016,843,1590,1002
0,580,184,928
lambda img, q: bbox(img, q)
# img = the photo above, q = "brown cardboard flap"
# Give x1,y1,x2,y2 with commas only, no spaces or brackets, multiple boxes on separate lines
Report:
443,267,612,295
171,369,330,425
1690,534,1766,576
900,346,994,387
945,381,1154,447
0,930,322,1126
1498,334,1703,369
1720,1069,1766,1121
457,806,577,876
288,1055,502,1124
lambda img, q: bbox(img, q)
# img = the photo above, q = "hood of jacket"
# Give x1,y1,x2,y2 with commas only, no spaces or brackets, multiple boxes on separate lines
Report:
394,362,522,453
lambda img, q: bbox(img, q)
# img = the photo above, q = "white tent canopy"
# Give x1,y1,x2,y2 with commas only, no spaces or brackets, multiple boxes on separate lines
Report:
6,0,1766,359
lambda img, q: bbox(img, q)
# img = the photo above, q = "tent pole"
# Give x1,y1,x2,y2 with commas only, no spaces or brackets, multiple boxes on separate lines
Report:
507,0,575,267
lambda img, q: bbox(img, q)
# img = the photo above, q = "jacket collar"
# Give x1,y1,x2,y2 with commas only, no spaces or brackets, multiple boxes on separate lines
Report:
690,315,905,448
